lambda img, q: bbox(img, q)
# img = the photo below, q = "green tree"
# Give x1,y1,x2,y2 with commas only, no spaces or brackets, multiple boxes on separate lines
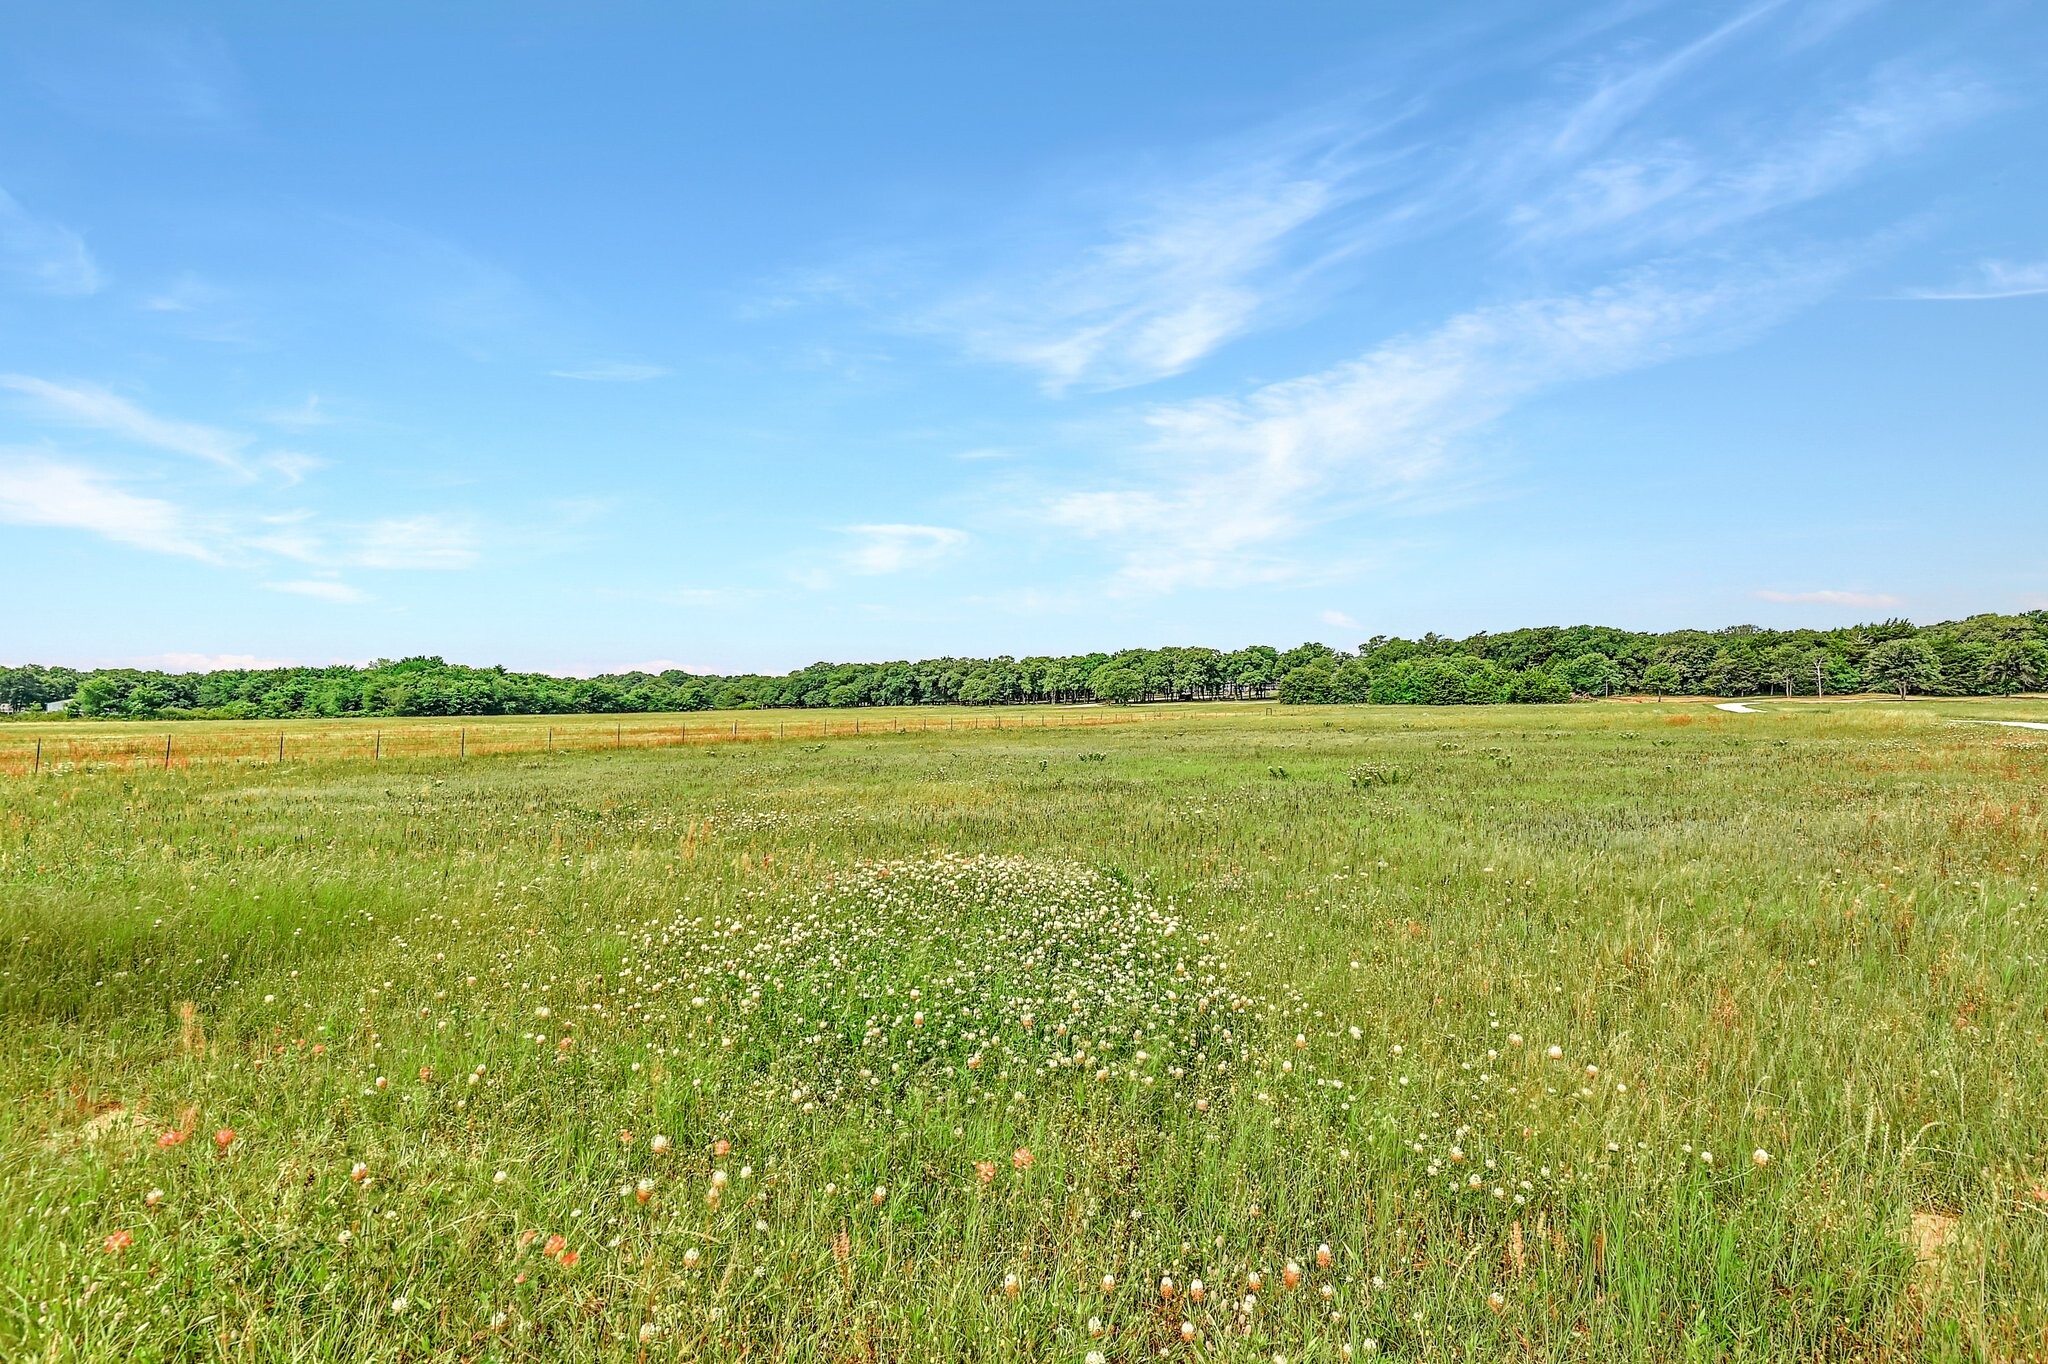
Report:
1702,648,1761,697
1763,644,1806,697
1559,651,1621,696
1278,642,1337,672
1332,658,1373,703
1865,638,1941,699
1277,662,1336,705
1980,640,2048,694
1507,668,1570,703
1223,647,1279,698
0,667,55,712
1090,665,1145,705
16,609,2048,722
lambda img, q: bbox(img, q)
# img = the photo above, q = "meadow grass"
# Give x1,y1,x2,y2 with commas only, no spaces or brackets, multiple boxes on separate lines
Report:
2,700,2044,1361
0,705,1172,777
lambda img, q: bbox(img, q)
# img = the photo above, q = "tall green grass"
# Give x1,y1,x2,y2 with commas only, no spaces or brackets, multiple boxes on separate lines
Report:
1,701,2043,1360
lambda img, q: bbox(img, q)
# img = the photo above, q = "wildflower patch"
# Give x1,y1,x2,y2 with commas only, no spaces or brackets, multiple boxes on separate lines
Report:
626,854,1271,1117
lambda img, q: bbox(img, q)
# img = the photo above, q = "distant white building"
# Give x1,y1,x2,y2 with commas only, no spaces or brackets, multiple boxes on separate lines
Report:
0,699,72,714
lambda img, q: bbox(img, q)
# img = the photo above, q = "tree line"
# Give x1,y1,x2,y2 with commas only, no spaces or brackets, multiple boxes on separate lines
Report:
4,612,2043,721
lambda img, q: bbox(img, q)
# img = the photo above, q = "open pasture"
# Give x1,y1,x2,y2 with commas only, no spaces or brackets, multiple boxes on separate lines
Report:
2,700,2045,1361
0,705,1172,778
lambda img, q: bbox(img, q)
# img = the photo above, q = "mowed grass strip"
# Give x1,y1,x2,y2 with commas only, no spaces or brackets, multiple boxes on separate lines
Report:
1,702,2043,1361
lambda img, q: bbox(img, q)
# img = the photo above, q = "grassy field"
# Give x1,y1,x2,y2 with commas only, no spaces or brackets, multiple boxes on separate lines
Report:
0,704,1172,777
2,699,2044,1361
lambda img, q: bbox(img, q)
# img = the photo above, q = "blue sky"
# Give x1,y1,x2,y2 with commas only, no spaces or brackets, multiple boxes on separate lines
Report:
2,1,2044,675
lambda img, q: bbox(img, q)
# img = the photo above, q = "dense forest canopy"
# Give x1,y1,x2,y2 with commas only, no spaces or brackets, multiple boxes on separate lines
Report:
5,613,2044,720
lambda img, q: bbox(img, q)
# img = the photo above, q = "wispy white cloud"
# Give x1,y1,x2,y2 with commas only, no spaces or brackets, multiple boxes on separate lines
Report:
132,274,274,347
0,364,489,582
0,449,485,580
0,189,103,295
809,1,1991,421
1045,262,1840,592
839,523,969,575
140,271,220,313
929,161,1352,393
1320,609,1361,630
1780,0,1887,50
1754,588,1902,608
1536,3,1785,167
353,515,480,570
0,375,251,474
1900,257,2048,301
264,578,367,603
770,106,1426,395
908,8,1999,592
550,361,669,382
242,513,320,564
257,394,336,429
0,452,222,561
953,446,1016,462
913,0,1776,345
248,511,481,572
263,452,325,486
1513,67,1996,247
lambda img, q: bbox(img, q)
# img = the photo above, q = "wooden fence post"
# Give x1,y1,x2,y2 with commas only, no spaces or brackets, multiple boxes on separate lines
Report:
164,734,173,770
459,729,466,760
278,733,285,763
33,738,42,774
